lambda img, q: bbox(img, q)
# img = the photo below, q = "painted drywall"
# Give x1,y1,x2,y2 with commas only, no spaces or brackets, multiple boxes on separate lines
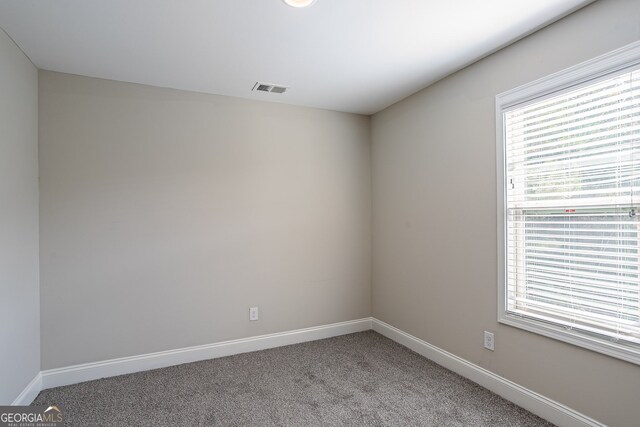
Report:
38,71,371,369
0,29,39,404
371,0,640,425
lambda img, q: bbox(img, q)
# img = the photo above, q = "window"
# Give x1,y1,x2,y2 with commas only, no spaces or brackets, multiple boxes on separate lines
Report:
496,41,640,364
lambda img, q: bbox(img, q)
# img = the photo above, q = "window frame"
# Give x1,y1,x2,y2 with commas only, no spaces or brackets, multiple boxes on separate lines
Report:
496,40,640,365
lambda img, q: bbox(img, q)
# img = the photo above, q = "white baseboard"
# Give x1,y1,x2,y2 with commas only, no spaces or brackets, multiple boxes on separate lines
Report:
371,318,604,427
17,316,603,427
11,373,42,406
40,317,372,391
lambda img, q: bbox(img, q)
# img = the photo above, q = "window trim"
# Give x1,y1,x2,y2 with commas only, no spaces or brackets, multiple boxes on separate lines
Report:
496,40,640,366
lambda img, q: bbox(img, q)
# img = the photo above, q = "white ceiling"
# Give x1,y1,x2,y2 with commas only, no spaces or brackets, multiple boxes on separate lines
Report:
0,0,592,115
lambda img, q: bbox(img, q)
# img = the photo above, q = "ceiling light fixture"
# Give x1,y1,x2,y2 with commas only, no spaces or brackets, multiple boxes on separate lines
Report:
282,0,316,8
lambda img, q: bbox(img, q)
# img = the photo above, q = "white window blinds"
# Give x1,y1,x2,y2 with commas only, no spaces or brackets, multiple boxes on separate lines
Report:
504,67,640,347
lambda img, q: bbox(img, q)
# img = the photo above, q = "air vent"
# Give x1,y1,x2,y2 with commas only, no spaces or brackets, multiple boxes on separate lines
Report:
270,86,287,94
252,82,288,94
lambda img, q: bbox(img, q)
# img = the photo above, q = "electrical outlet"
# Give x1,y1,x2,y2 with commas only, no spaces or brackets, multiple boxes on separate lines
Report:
249,306,259,321
484,331,495,351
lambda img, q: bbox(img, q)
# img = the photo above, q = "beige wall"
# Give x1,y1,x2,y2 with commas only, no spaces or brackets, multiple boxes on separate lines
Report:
0,29,40,403
39,71,371,369
371,0,640,425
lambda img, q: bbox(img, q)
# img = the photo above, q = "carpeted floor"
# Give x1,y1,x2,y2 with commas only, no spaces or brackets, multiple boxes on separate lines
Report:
33,331,553,426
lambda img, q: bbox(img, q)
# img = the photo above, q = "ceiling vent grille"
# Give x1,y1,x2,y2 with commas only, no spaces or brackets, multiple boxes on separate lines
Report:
253,82,288,94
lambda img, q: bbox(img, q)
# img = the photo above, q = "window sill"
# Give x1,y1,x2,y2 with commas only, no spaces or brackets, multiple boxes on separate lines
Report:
499,312,640,366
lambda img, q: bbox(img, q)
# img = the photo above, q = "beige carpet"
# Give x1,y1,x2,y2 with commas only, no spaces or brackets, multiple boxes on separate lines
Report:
33,331,553,426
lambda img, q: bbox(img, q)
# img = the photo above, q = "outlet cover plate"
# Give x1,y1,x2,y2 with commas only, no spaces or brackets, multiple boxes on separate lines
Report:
484,331,495,351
